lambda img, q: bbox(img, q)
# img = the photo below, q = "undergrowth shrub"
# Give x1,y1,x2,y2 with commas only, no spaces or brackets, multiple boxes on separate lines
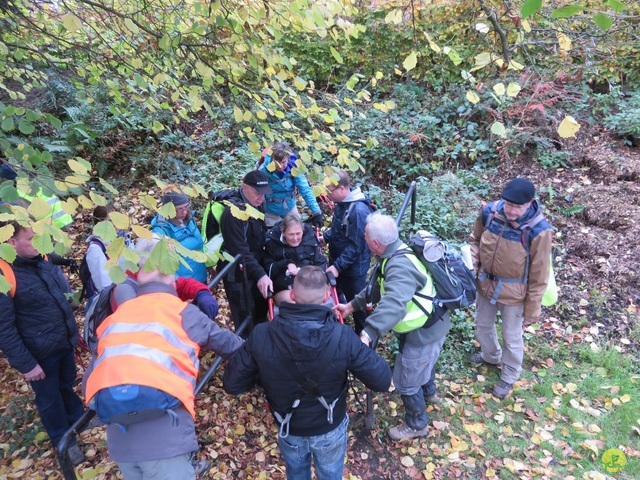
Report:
602,91,640,145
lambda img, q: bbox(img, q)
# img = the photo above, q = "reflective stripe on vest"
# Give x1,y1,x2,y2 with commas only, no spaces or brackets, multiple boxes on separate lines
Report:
380,244,435,333
85,293,201,418
18,190,73,229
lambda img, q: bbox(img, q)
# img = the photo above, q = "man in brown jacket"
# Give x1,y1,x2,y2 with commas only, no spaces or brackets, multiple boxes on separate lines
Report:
468,178,553,398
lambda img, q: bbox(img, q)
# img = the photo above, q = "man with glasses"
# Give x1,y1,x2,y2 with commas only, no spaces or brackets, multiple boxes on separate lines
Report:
467,178,553,399
323,170,373,334
220,171,274,333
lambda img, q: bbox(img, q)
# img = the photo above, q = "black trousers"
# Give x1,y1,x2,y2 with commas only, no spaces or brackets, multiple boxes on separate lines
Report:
223,277,268,337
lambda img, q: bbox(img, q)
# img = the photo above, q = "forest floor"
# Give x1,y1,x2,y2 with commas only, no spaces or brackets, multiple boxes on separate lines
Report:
0,130,638,479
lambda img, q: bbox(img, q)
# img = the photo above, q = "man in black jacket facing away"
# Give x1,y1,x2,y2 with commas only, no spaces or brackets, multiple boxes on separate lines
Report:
224,266,391,480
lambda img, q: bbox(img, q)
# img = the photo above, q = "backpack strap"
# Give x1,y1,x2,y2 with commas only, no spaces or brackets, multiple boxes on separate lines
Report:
272,325,343,438
0,259,16,298
479,203,547,304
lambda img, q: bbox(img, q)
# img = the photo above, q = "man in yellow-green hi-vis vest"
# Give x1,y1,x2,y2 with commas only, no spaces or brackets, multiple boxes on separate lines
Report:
335,212,452,441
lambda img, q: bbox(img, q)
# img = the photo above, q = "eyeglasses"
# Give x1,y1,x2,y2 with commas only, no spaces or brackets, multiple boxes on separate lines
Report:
326,185,339,194
175,204,191,214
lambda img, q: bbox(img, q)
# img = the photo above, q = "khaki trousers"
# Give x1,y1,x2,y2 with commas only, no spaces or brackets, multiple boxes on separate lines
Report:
474,292,524,384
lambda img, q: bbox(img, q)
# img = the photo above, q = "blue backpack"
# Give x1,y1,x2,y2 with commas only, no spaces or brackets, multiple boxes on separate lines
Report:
90,384,181,428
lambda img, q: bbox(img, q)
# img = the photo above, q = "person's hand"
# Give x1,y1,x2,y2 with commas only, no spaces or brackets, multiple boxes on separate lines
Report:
333,302,353,317
326,265,339,278
287,264,299,276
25,364,45,382
311,212,324,228
66,258,79,274
257,275,273,299
194,290,219,319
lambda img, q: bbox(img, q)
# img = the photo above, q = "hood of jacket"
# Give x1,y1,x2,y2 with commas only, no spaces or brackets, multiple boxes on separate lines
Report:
341,186,366,204
269,303,338,360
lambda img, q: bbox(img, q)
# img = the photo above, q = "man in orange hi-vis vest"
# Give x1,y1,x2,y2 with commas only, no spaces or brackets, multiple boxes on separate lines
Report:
85,238,243,480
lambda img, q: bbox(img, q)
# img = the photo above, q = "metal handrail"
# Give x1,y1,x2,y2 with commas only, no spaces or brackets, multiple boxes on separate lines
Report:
57,254,248,479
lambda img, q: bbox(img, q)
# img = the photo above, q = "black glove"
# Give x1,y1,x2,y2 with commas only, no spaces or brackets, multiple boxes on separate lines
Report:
65,258,79,274
311,212,324,228
194,290,219,320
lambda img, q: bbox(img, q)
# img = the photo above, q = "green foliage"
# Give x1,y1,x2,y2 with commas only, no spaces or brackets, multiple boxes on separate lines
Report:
537,148,571,170
602,91,640,144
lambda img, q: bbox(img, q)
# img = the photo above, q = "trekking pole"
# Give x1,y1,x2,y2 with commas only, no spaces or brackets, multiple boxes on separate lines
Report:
267,290,275,321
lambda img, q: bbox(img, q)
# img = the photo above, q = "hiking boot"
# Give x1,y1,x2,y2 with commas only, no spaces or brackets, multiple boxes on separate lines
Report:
68,444,85,466
80,416,102,433
192,458,211,477
468,352,500,366
492,380,513,399
388,422,429,441
425,393,441,404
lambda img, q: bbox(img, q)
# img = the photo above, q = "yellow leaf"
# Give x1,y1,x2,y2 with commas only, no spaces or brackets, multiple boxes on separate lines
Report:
61,13,83,32
493,83,506,96
557,32,572,52
403,51,418,72
400,456,414,467
466,91,480,104
89,191,107,206
463,423,486,434
68,159,90,174
558,116,581,138
27,196,52,220
236,424,246,435
620,394,631,403
506,83,521,97
490,121,507,138
588,424,601,433
109,212,130,230
522,19,531,32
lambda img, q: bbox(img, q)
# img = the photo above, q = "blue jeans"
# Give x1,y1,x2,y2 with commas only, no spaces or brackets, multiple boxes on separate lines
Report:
30,347,85,446
278,416,348,480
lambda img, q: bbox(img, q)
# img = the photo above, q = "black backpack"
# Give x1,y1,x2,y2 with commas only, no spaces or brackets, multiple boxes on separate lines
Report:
84,277,137,354
79,239,106,301
342,198,377,237
394,232,476,311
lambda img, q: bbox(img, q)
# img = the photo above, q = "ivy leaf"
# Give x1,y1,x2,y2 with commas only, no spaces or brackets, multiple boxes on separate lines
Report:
403,51,418,72
551,6,584,19
521,0,542,19
593,13,613,32
1,116,14,131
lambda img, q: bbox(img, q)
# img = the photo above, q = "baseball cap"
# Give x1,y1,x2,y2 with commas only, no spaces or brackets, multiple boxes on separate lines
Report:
243,170,272,194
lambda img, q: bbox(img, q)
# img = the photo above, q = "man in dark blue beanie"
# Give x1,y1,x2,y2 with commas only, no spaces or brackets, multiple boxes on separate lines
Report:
467,178,553,399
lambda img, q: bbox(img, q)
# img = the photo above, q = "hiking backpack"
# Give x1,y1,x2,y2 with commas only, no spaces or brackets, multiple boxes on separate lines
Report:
393,231,477,312
79,239,106,301
201,189,243,267
0,258,17,297
482,201,557,306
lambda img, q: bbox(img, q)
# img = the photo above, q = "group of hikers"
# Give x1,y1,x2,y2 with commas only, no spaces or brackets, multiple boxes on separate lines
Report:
0,142,554,480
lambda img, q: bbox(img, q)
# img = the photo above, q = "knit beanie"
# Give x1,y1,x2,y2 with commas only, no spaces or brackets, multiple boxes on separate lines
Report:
160,186,189,206
501,178,535,205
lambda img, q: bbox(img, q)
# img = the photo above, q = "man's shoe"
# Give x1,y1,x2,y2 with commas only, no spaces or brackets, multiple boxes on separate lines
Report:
80,416,102,433
68,444,85,466
192,458,211,477
468,352,500,366
492,380,513,399
388,422,429,441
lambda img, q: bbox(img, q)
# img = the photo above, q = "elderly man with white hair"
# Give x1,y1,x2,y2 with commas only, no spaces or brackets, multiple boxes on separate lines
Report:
335,212,451,440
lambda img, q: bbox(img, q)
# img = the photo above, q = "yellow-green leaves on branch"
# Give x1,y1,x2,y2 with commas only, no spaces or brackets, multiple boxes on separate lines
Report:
521,0,542,19
558,116,581,138
466,91,480,105
403,52,418,72
490,122,507,138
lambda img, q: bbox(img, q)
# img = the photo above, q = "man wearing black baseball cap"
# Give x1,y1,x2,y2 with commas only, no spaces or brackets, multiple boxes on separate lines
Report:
467,178,553,399
220,171,273,334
